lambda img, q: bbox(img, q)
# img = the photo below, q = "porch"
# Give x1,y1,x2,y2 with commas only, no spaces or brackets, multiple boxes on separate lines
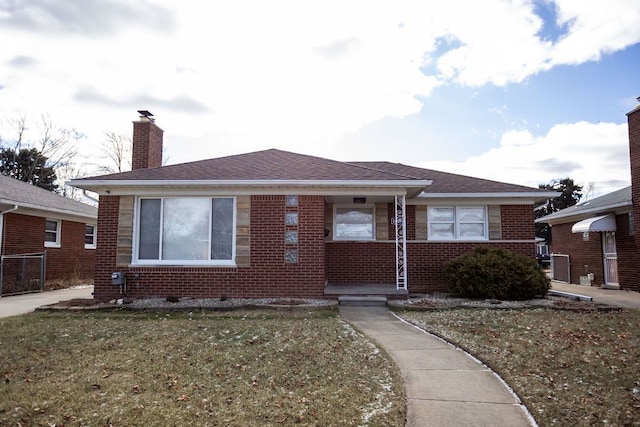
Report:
324,283,409,299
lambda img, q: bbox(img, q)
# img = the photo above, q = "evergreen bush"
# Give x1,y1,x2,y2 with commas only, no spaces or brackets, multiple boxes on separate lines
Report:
443,247,550,300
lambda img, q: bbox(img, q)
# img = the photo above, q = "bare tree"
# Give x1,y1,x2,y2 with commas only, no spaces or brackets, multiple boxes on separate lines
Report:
0,112,83,190
99,132,132,173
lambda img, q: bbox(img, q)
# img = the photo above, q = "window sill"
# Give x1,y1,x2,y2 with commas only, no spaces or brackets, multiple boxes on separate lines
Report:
131,262,237,268
44,242,61,248
85,245,96,250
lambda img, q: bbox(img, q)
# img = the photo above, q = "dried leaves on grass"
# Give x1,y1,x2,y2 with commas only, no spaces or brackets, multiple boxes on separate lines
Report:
398,308,640,426
0,310,404,426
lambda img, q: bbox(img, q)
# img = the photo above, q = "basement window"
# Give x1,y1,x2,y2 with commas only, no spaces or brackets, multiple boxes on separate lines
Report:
135,197,235,265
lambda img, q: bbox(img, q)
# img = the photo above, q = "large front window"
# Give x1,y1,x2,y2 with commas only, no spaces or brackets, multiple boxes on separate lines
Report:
136,197,235,264
428,206,487,240
334,206,375,240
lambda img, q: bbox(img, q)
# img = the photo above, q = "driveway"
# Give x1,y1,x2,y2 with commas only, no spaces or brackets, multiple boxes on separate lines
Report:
551,281,640,310
0,285,94,318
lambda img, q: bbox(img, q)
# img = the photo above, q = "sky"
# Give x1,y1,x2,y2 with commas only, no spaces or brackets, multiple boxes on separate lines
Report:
1,0,639,198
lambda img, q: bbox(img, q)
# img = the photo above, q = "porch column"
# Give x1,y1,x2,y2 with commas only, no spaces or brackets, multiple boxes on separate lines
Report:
395,194,408,292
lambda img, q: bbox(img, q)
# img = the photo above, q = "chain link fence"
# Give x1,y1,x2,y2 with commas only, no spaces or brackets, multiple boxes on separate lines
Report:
0,252,46,296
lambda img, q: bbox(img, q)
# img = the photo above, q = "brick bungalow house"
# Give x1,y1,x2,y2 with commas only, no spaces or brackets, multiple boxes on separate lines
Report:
0,174,98,294
536,103,640,292
71,112,555,301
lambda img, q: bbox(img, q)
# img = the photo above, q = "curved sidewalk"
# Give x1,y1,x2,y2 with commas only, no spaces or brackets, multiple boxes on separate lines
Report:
340,306,534,427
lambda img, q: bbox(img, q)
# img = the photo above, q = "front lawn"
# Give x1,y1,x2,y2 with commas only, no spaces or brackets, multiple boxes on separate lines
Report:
0,309,405,426
397,307,640,426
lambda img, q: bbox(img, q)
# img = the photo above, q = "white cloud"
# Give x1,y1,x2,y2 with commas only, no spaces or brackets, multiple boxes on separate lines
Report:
1,0,639,171
419,121,631,196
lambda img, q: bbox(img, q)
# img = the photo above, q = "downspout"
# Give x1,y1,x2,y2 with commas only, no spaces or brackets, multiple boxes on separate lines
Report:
82,189,99,204
0,205,19,256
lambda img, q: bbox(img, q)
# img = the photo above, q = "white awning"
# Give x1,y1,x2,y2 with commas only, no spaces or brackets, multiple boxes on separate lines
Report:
571,214,617,233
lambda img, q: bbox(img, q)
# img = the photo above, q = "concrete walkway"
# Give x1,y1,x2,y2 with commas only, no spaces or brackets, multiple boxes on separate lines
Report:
340,306,534,427
0,285,93,318
551,281,640,309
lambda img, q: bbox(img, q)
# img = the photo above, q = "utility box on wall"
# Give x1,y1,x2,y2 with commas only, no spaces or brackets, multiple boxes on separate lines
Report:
111,272,125,286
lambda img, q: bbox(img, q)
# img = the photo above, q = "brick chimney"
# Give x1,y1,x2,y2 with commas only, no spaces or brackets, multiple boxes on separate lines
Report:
628,102,640,242
132,110,163,170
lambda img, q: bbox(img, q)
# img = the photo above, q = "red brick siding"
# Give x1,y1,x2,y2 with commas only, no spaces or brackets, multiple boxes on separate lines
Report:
615,214,638,292
131,120,163,170
325,204,536,293
550,222,604,286
628,107,640,290
500,205,535,240
93,195,326,300
1,212,95,281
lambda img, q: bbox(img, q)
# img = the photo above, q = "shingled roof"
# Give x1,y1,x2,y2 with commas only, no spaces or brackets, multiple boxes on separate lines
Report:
72,148,550,198
0,174,97,219
536,186,632,223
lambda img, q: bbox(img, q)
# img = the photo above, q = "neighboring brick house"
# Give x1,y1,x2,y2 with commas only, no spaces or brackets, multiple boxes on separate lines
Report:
71,112,555,301
0,174,98,292
536,104,640,292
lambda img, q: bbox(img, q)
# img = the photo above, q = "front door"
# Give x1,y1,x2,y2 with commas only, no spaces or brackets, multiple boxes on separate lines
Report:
602,231,618,285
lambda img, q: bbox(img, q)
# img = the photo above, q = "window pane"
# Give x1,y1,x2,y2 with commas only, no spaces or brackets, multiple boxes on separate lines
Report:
458,207,485,222
459,223,484,238
211,198,234,260
85,225,95,245
45,220,58,232
335,208,373,238
429,223,454,238
162,198,210,260
428,207,454,222
139,199,161,259
285,195,298,207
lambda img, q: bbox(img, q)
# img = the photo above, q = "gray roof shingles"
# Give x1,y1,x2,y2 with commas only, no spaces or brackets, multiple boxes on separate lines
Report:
538,186,632,222
76,149,546,195
0,174,97,218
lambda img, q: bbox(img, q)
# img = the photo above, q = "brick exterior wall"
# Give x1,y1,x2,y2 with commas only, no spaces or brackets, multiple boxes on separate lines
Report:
325,203,536,293
551,215,638,291
93,195,326,301
131,119,163,170
551,222,604,286
1,212,95,282
627,105,640,291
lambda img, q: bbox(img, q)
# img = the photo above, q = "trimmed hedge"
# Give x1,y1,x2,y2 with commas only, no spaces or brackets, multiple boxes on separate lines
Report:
444,247,550,301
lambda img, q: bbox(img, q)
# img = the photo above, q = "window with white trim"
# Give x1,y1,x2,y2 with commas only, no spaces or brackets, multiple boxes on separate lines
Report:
44,219,61,247
427,206,487,240
136,197,235,264
85,224,97,249
334,206,375,240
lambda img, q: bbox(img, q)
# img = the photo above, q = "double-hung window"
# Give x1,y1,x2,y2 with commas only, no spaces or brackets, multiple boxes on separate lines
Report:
85,224,97,249
136,197,235,264
334,206,375,240
428,206,487,240
44,219,61,247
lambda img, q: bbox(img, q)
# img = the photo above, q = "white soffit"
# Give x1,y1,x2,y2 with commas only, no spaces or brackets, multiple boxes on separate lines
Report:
571,215,617,233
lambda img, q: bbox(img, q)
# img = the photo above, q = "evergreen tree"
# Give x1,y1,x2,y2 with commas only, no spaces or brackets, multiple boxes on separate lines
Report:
0,147,58,191
534,178,583,243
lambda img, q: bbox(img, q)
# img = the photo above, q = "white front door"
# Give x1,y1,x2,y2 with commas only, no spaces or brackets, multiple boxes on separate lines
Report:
602,231,618,285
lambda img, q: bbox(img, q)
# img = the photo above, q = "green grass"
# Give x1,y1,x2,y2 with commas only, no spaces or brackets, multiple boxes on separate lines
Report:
396,307,640,427
0,309,405,426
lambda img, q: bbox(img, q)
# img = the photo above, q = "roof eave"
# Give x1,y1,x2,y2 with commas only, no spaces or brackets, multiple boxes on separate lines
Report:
419,191,558,201
535,201,633,224
0,198,97,220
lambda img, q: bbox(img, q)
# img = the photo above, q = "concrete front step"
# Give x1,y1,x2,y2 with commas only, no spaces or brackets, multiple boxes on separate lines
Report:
338,296,388,306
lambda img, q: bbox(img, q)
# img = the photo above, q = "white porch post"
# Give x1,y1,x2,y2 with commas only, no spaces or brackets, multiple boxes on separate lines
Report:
395,194,408,292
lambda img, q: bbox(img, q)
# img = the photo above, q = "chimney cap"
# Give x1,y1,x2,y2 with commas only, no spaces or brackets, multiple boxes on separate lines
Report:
137,110,155,122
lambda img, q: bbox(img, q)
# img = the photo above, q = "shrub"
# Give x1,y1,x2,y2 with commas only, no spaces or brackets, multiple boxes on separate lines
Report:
443,247,550,300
